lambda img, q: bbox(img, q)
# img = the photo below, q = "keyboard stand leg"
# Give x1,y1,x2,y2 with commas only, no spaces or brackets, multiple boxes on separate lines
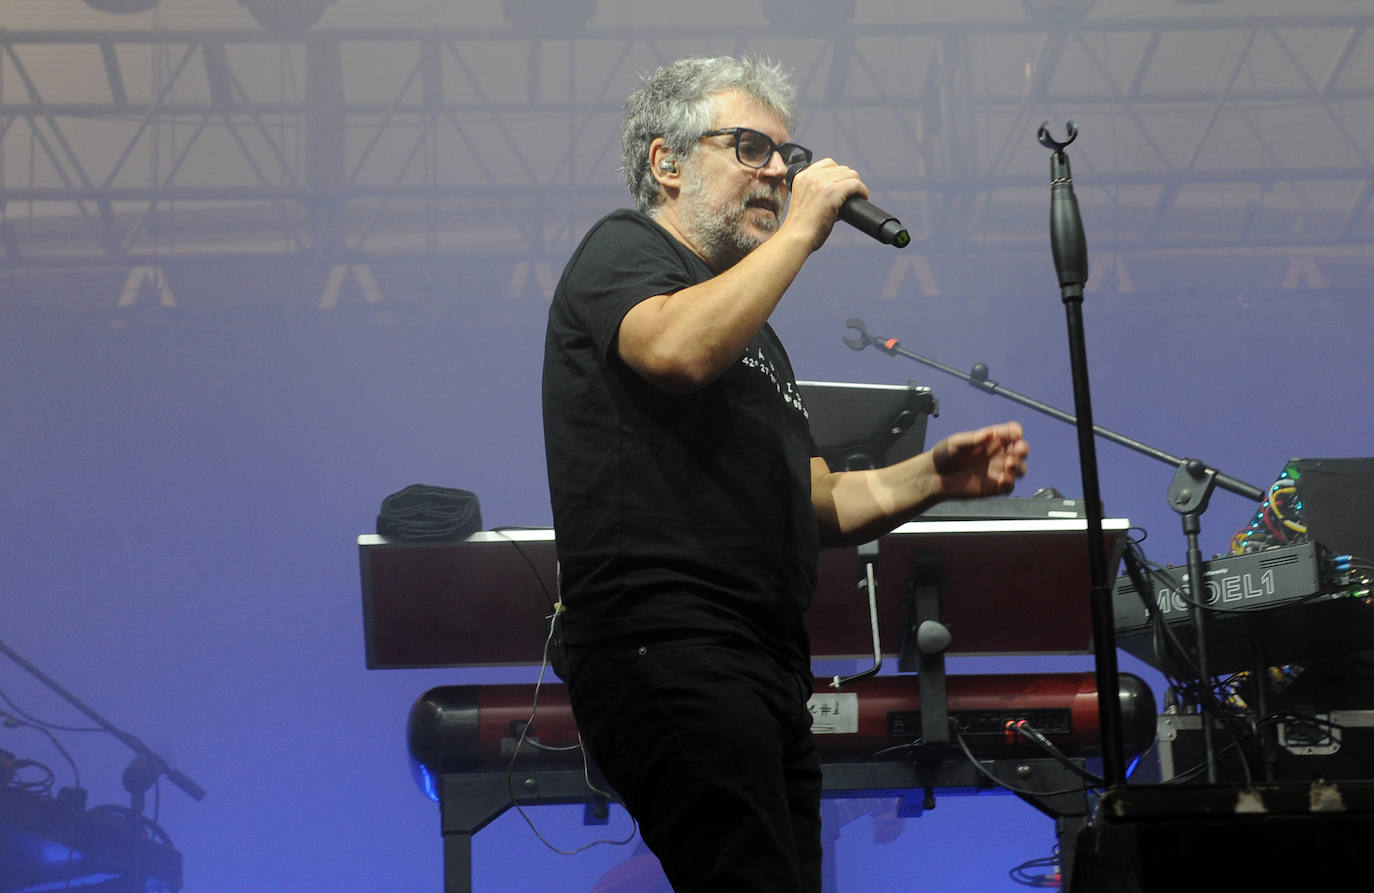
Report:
443,831,473,893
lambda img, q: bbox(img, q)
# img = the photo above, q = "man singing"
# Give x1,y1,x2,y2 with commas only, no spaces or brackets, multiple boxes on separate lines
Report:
542,55,1029,891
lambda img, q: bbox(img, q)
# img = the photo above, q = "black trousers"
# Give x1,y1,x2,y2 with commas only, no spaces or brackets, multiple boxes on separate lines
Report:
563,633,823,893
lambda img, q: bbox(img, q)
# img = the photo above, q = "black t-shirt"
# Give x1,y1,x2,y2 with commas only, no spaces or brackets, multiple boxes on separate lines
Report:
542,209,818,666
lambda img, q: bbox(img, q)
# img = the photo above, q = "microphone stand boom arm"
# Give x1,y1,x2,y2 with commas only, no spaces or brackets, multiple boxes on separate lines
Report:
842,318,1264,504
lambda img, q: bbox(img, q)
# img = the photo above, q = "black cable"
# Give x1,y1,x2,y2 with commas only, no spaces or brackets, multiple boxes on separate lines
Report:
1123,541,1264,783
1009,720,1105,787
866,740,925,761
949,721,1094,801
1122,542,1199,681
0,686,104,733
1009,852,1062,888
1158,716,1279,785
4,756,56,794
2,709,82,789
1123,542,1220,732
491,526,558,608
86,803,176,849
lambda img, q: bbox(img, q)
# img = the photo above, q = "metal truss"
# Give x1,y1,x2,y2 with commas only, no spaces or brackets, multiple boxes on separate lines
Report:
2,15,1373,277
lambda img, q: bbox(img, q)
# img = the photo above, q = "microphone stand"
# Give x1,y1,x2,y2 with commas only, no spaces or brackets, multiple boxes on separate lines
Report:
0,636,207,805
842,122,1266,788
1032,120,1123,786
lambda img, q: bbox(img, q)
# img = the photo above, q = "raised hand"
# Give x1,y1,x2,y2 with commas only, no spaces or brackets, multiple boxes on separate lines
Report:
929,422,1029,499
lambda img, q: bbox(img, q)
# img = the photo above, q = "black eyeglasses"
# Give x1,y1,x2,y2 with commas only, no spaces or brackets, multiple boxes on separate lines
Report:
699,127,812,170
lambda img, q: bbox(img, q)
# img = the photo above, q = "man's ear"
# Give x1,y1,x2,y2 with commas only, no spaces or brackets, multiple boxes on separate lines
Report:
649,138,682,189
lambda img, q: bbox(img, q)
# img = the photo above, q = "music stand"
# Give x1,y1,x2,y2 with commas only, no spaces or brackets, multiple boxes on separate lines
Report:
799,380,938,689
799,380,936,471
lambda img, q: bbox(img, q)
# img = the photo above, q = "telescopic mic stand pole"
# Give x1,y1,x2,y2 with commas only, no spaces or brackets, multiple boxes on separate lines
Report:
1167,460,1221,781
1036,121,1126,788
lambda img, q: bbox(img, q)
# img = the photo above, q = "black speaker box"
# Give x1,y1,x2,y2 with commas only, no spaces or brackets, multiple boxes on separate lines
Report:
1291,456,1374,561
1070,782,1374,891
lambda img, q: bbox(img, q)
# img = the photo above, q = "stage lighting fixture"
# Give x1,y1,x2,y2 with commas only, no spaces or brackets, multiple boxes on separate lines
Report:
501,0,597,36
83,0,160,12
239,0,336,35
1020,0,1096,24
760,0,855,34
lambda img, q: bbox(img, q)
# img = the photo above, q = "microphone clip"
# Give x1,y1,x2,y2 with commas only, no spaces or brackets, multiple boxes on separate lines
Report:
843,318,900,355
1038,120,1089,301
1037,121,1078,156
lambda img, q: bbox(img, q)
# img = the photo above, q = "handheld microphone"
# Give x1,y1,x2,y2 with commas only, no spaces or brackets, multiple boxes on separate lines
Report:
787,161,910,248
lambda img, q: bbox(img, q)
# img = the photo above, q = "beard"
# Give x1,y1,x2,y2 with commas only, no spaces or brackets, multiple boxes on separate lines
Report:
677,169,783,271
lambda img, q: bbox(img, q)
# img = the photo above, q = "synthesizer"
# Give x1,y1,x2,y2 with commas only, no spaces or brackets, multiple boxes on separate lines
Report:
1112,542,1324,635
1112,542,1374,671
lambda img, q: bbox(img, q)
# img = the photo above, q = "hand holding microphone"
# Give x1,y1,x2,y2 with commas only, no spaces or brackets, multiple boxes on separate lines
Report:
786,159,910,248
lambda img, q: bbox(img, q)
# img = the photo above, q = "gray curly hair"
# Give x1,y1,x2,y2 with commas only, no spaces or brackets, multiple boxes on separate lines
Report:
621,56,799,214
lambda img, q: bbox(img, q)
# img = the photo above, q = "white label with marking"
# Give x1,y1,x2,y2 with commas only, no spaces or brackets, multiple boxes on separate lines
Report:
807,692,859,734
